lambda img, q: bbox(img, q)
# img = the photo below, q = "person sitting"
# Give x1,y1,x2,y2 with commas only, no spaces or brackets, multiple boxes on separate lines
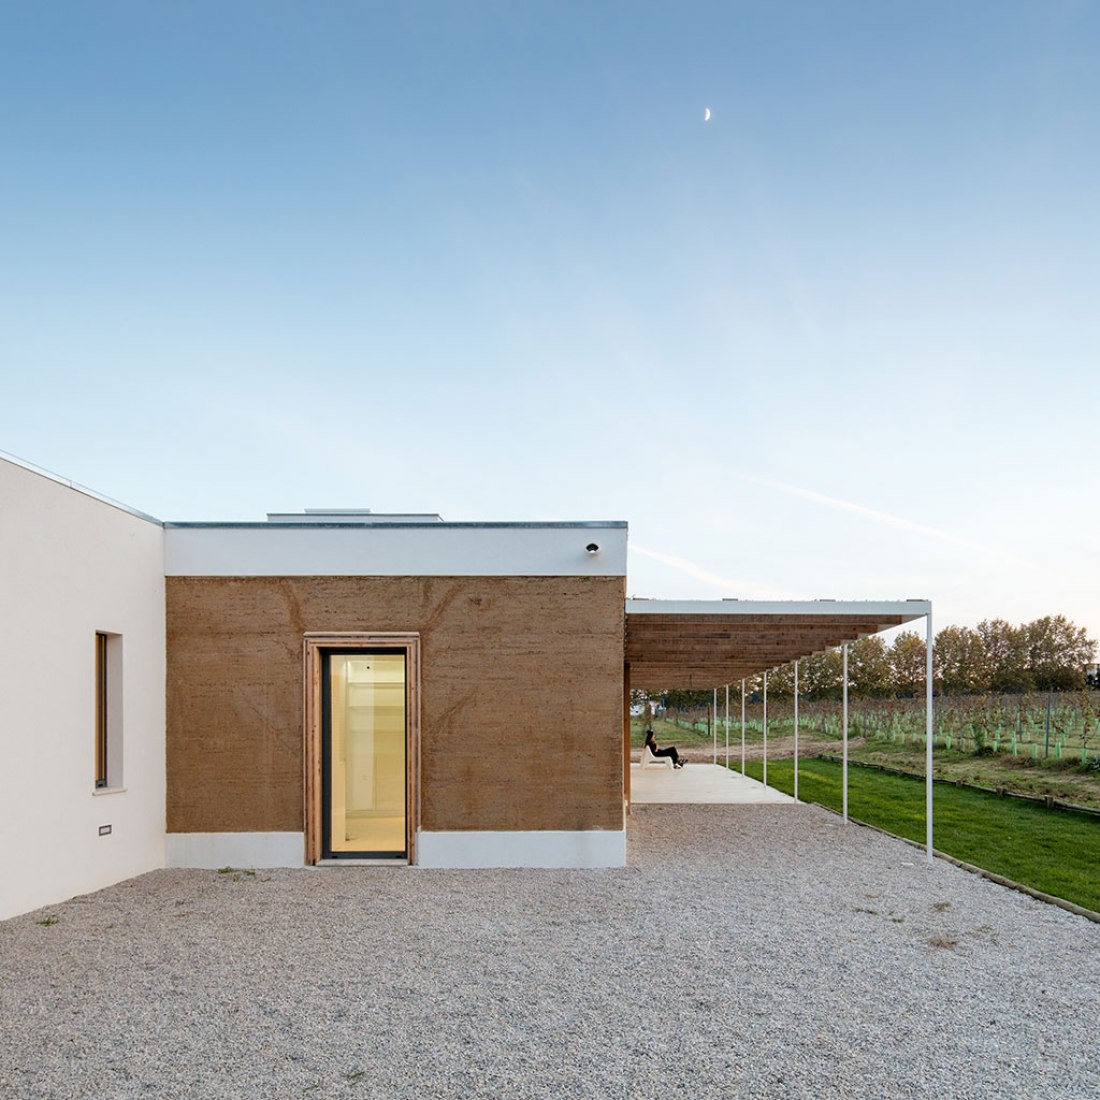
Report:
644,728,683,768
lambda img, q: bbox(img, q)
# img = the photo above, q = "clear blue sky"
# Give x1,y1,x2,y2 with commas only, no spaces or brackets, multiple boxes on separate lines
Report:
3,2,1098,644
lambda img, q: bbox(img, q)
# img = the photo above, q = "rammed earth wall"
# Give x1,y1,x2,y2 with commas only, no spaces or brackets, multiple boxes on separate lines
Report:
166,575,625,835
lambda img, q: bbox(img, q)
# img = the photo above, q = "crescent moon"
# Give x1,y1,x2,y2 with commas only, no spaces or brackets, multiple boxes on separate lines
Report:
704,107,711,121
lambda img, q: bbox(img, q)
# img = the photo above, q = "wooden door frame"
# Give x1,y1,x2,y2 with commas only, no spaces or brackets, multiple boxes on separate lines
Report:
304,632,421,865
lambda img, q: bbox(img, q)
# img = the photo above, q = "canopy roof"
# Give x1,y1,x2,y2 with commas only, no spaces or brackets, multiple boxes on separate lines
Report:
625,599,931,690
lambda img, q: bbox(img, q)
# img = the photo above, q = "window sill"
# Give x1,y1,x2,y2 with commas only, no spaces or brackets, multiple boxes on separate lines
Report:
92,786,126,797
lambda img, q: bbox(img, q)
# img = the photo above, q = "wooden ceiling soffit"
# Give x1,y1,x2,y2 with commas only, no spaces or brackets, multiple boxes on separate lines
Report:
624,610,915,689
627,613,908,628
626,632,884,656
626,624,900,641
626,618,906,637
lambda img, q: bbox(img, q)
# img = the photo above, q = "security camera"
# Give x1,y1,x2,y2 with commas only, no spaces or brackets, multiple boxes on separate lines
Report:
585,543,600,555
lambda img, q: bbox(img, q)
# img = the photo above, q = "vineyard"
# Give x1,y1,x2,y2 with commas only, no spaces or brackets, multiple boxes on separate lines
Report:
663,690,1100,765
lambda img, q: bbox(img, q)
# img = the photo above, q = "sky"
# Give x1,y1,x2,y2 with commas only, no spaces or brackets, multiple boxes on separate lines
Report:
2,2,1098,645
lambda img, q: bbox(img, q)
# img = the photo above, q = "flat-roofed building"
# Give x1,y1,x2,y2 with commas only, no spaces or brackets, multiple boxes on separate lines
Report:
163,511,629,871
0,450,932,921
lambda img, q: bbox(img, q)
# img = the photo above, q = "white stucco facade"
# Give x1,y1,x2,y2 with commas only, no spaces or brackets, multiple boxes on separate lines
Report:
0,457,166,921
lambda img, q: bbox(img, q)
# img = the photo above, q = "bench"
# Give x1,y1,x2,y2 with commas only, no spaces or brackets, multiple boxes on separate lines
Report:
640,745,674,770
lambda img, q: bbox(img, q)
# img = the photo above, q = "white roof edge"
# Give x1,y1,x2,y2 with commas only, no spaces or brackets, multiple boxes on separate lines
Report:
626,598,931,619
164,523,629,577
167,520,627,530
0,448,163,527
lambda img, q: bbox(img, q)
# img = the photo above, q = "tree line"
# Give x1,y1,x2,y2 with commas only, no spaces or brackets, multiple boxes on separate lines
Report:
653,615,1096,706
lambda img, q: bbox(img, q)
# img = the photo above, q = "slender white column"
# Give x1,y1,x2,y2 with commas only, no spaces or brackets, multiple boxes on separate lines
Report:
763,671,769,789
724,683,730,769
740,679,746,775
794,660,800,802
712,687,718,765
926,610,935,864
842,643,849,823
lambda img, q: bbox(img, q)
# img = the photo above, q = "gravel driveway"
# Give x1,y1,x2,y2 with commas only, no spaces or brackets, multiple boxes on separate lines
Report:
2,803,1097,1099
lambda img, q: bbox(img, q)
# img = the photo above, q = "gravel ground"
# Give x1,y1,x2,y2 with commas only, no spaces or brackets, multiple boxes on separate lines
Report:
2,803,1098,1100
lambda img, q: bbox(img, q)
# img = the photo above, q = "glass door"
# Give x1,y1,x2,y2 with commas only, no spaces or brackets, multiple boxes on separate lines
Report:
322,650,407,859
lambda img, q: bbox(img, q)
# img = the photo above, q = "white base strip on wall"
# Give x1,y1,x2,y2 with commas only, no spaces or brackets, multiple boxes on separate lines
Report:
166,829,627,869
416,829,626,869
166,832,305,869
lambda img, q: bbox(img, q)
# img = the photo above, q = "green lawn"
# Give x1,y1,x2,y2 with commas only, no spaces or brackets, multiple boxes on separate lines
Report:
743,757,1100,913
846,739,1100,811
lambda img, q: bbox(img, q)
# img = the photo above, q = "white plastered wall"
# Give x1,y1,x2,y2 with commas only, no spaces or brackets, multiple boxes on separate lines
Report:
0,458,166,921
164,522,628,577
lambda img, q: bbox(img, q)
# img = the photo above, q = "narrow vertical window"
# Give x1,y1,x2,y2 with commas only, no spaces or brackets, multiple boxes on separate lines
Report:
94,632,123,790
95,632,109,788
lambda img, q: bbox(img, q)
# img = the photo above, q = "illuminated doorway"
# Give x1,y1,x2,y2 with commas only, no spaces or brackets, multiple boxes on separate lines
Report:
323,651,406,858
305,634,420,864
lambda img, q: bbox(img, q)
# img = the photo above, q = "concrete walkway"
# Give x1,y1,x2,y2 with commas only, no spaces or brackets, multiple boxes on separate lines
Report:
630,760,795,804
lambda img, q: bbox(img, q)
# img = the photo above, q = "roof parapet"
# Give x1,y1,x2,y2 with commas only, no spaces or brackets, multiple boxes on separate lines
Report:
266,509,445,525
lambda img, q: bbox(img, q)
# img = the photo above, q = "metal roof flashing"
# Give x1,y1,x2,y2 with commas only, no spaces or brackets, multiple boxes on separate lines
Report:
625,598,930,618
165,520,628,530
265,510,446,524
0,449,163,527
